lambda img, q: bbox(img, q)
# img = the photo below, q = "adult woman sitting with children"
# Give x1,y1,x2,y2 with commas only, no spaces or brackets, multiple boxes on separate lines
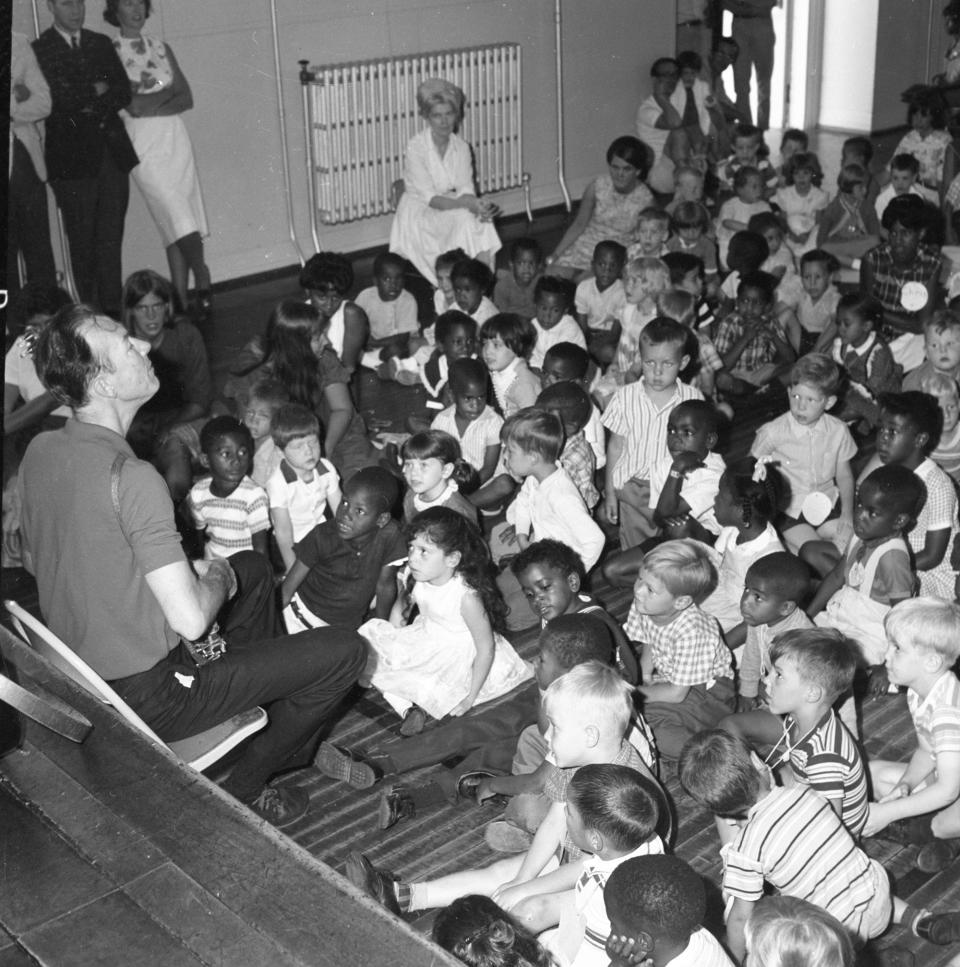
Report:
389,78,502,286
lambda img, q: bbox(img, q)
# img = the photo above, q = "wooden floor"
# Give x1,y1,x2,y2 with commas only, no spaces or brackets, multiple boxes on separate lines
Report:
5,124,960,965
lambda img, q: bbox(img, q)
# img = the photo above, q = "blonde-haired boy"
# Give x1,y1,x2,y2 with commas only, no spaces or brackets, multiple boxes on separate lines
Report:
344,661,664,935
865,599,960,877
625,539,735,759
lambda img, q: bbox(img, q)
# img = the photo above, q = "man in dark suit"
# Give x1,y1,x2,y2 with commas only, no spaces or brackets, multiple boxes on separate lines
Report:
33,0,139,316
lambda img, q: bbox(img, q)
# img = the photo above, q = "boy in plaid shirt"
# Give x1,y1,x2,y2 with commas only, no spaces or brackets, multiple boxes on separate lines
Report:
625,539,735,759
537,381,599,510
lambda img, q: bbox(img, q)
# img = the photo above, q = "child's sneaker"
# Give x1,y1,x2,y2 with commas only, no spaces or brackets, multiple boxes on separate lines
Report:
915,911,960,945
916,839,960,873
484,819,532,853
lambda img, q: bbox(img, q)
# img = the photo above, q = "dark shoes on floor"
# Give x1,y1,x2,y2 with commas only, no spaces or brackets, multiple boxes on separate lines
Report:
378,788,416,830
916,911,960,945
916,838,960,873
315,742,382,788
875,814,937,846
245,784,309,827
344,851,402,916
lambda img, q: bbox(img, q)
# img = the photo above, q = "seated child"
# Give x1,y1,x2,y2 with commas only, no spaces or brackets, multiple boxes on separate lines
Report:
716,167,772,271
536,381,599,510
751,353,856,554
775,128,809,187
541,764,665,967
713,271,795,395
608,258,671,388
529,276,586,371
626,207,671,262
874,153,939,226
774,152,829,259
345,662,660,935
186,416,270,560
923,371,960,481
789,250,841,355
434,247,467,319
491,409,605,631
575,241,627,367
494,237,543,320
393,308,476,399
280,466,404,632
355,251,419,371
722,628,869,838
604,855,735,967
602,399,725,591
817,163,882,268
735,552,814,711
903,309,960,393
678,729,957,961
603,318,703,549
662,251,715,333
749,210,797,286
808,465,921,724
539,342,605,469
665,164,708,216
625,540,735,760
744,896,855,967
829,293,900,431
865,598,960,875
359,507,531,735
401,430,478,524
432,895,554,967
700,458,786,646
453,258,499,326
480,313,540,417
720,124,778,193
666,201,718,288
241,377,288,488
265,402,341,571
897,90,953,190
717,230,769,308
656,289,716,396
300,251,368,374
431,357,503,486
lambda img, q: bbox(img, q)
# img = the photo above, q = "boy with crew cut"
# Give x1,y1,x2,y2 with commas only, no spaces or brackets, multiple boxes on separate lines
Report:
346,662,661,934
603,317,703,549
576,240,627,367
537,381,599,510
679,728,960,960
625,539,734,759
903,309,960,393
604,855,734,967
721,628,869,838
865,599,960,877
266,402,341,571
279,467,404,633
494,237,543,320
734,551,813,710
529,275,586,371
187,416,270,560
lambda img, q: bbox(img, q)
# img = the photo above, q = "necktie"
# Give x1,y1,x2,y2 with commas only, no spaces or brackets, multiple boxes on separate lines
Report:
682,85,698,127
71,35,79,50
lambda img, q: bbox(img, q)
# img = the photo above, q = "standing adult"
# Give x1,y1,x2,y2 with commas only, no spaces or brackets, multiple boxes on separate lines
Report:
636,57,687,195
17,305,366,826
9,32,57,302
705,36,750,127
33,0,139,318
105,0,211,319
389,78,501,286
676,0,712,64
724,0,776,131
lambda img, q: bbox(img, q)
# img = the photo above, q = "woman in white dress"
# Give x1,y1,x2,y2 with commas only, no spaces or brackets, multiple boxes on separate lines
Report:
105,0,211,318
389,78,502,286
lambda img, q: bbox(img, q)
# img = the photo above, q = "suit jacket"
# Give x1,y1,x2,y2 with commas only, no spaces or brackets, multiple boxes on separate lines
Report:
32,26,138,180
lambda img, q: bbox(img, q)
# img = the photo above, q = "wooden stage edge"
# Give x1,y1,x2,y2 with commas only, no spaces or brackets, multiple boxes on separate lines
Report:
0,626,458,967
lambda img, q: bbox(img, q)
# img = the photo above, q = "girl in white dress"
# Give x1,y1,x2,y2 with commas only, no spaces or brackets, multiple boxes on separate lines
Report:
359,506,531,735
106,0,210,316
390,78,501,286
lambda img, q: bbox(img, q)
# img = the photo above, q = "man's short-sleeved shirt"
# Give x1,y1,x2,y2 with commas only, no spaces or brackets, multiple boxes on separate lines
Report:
18,420,184,679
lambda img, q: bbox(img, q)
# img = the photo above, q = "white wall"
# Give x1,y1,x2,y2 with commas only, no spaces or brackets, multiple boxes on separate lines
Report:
13,0,673,286
818,0,878,132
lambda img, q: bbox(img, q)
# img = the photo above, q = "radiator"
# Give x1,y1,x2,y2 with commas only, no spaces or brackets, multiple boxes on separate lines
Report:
299,44,525,229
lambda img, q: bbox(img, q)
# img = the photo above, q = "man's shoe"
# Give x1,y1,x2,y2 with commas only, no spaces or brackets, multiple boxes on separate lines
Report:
399,706,427,736
916,912,960,945
245,785,309,828
315,741,381,788
874,814,937,846
916,839,960,874
484,819,532,853
378,788,417,830
344,851,402,916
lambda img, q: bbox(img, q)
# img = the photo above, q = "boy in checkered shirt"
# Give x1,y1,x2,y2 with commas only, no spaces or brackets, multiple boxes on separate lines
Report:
625,539,734,759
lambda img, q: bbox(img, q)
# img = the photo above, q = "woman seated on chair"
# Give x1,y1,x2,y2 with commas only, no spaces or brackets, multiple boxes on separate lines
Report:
389,78,502,286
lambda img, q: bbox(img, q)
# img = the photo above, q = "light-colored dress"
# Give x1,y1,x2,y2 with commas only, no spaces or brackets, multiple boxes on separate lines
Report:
114,34,207,245
389,127,501,285
555,174,653,272
359,572,531,719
